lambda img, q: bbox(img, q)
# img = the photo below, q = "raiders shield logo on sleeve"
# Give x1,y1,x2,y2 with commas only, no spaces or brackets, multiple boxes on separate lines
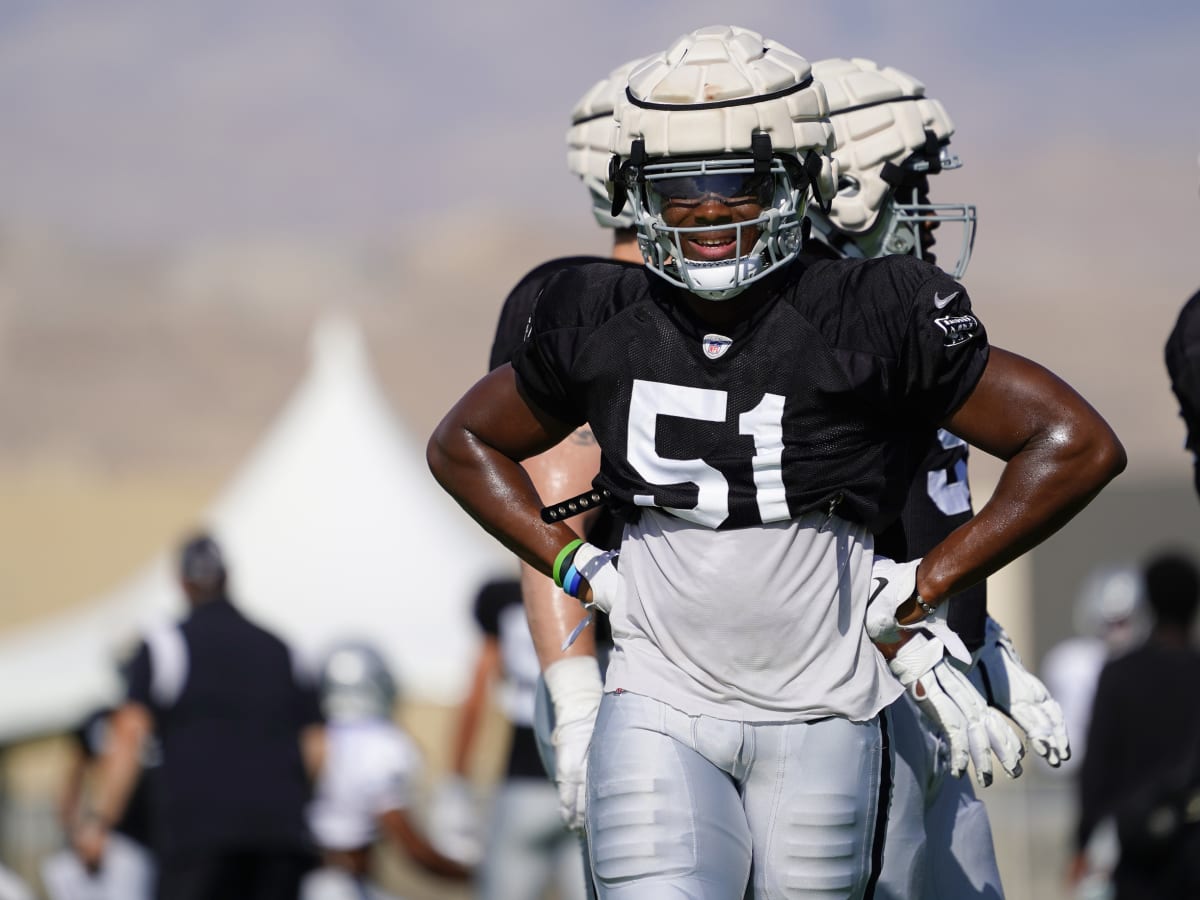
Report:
934,314,979,348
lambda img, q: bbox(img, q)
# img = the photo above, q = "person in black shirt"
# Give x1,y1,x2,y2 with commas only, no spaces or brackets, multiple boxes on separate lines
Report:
73,533,324,900
1166,289,1200,499
1072,551,1200,899
429,26,1125,898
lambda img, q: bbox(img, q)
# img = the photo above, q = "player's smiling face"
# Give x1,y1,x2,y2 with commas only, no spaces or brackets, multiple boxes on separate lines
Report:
650,170,771,262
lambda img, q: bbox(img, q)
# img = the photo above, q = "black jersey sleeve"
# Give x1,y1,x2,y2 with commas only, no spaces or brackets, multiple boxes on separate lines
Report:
124,641,153,709
892,260,990,423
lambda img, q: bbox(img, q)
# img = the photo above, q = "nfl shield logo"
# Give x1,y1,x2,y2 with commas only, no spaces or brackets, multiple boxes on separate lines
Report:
702,333,733,360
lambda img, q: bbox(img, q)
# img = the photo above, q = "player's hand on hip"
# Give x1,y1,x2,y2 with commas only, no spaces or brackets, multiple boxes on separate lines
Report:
889,632,1025,787
867,556,970,663
970,616,1071,767
543,656,603,832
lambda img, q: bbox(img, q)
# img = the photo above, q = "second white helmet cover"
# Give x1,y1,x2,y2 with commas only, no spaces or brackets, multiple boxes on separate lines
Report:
808,57,976,277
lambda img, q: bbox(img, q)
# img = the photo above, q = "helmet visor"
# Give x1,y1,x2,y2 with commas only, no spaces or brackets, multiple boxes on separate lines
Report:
641,157,790,218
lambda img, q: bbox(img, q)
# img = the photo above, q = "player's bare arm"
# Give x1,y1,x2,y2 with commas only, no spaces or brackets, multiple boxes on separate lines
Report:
904,347,1126,623
427,364,584,584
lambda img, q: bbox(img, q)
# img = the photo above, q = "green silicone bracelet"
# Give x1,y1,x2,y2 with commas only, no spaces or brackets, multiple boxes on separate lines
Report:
552,539,584,588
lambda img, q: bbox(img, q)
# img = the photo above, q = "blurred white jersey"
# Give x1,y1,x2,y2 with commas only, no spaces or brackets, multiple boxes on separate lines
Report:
308,717,421,850
605,508,901,722
1040,636,1107,773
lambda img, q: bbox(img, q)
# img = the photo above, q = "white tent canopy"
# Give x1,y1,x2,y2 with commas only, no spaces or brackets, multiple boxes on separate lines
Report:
0,315,511,744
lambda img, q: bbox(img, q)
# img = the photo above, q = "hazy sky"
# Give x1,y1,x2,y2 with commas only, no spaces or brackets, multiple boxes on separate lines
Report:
0,0,1194,244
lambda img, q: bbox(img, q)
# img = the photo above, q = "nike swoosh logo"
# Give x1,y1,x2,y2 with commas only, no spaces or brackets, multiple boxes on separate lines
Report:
933,291,959,309
868,577,888,605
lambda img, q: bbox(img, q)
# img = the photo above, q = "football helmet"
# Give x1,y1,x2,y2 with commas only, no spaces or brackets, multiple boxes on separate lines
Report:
319,640,398,721
611,25,836,301
807,57,976,278
566,58,645,229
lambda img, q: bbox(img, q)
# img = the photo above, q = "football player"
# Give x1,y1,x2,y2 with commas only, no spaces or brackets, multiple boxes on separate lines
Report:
301,641,470,900
428,25,1125,899
806,56,1068,898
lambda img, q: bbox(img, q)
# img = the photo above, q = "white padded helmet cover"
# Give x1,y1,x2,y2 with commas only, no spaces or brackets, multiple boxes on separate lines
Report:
566,58,644,229
811,57,955,234
614,25,836,203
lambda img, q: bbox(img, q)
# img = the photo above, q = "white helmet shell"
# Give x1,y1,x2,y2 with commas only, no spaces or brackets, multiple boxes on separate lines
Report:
612,25,837,300
807,57,976,277
566,58,644,229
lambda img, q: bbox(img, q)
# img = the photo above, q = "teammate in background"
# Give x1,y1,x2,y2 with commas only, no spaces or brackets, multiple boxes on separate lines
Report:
73,533,325,900
441,578,585,900
43,696,160,900
485,57,646,842
1072,551,1200,898
302,641,469,900
1166,287,1200,499
429,25,1124,898
806,56,1070,898
1042,565,1146,774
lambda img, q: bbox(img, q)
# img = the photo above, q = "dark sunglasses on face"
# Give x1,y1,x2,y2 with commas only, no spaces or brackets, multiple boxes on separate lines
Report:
649,172,775,207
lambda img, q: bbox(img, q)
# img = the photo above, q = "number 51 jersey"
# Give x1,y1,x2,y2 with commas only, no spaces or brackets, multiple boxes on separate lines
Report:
512,253,989,536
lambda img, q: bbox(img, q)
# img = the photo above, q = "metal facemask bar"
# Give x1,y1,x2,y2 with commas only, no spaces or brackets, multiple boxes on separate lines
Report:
880,137,977,279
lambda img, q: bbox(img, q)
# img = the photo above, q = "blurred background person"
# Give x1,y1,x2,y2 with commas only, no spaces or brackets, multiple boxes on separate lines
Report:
302,640,469,900
1071,550,1200,899
72,532,325,900
42,685,161,900
1041,565,1147,775
440,577,586,900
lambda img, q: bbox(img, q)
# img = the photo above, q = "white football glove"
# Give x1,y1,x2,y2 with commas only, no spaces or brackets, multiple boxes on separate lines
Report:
889,632,1025,788
866,557,970,664
543,656,603,832
571,543,620,614
969,616,1071,768
428,775,484,865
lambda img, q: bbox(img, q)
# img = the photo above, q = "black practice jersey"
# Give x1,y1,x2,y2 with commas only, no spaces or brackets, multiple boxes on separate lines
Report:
512,255,988,535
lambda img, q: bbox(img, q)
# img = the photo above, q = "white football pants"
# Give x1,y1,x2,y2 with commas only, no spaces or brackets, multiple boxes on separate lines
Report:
585,691,887,899
876,694,1004,899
